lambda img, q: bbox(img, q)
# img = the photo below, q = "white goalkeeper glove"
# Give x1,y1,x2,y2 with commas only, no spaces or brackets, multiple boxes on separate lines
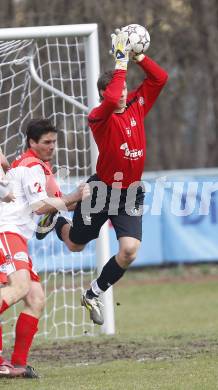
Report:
130,52,146,63
111,29,130,70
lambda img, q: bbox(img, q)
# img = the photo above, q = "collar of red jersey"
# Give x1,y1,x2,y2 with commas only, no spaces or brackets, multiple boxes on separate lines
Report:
25,148,52,175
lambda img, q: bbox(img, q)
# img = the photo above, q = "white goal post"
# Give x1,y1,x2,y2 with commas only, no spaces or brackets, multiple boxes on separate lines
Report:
0,24,115,339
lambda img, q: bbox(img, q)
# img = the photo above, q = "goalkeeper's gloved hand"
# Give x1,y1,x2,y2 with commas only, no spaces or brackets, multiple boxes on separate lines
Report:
129,52,145,63
111,29,130,70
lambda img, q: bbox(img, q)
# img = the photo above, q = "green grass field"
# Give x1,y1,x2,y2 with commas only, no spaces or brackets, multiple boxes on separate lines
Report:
2,265,218,389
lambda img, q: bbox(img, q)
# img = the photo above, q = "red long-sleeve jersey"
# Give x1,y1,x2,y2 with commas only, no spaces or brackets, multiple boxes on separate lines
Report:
88,56,168,188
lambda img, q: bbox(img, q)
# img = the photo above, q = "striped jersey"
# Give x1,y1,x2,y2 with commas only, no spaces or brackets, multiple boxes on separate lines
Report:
0,149,61,239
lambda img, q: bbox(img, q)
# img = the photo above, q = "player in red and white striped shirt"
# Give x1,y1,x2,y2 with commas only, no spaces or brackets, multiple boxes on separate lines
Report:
0,149,14,371
0,149,15,288
0,119,86,378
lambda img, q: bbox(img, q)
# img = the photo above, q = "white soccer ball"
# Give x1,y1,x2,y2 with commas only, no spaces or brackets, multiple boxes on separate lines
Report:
121,24,150,54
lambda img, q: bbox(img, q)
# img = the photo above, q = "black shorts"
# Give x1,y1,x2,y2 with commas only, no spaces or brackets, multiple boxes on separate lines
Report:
69,174,144,245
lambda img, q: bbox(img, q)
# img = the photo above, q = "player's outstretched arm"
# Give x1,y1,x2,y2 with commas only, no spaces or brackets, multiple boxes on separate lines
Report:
88,29,131,124
63,182,90,211
129,54,168,116
32,182,90,215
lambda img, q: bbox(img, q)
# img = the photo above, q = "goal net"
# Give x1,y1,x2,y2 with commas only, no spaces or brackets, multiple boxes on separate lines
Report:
0,24,114,341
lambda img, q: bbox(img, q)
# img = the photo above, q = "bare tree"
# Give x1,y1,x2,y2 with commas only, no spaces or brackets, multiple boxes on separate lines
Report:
1,0,217,170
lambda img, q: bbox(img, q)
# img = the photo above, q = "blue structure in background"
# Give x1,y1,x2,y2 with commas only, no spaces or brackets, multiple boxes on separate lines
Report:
29,174,218,271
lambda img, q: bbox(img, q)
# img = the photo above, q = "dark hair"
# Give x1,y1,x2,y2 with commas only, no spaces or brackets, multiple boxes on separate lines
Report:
97,70,114,101
26,118,58,147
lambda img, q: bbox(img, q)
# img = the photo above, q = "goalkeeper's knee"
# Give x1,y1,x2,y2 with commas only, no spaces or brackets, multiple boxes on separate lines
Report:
55,216,69,241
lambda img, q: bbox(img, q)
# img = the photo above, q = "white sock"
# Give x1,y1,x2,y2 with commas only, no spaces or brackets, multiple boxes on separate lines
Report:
90,279,104,296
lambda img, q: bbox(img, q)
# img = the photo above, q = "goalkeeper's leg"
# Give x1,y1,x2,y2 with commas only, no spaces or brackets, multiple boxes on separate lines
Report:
52,207,110,325
84,214,142,325
53,200,108,252
82,237,140,325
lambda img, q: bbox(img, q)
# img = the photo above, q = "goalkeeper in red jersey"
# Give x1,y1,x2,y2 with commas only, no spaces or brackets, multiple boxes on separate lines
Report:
37,30,168,325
